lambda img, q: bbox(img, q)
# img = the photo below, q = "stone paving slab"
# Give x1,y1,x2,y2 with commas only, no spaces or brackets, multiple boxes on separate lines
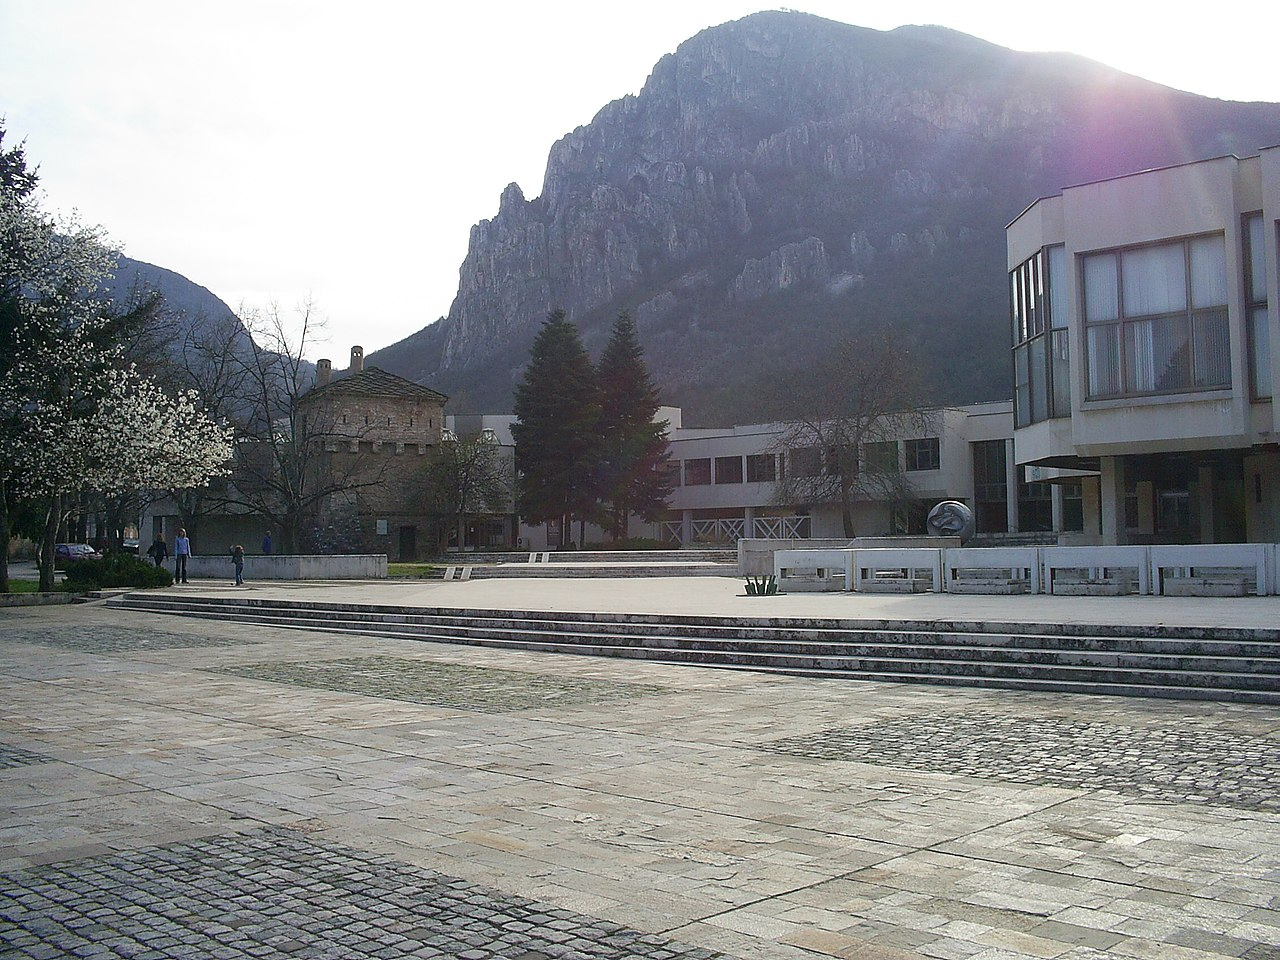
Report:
0,602,1278,960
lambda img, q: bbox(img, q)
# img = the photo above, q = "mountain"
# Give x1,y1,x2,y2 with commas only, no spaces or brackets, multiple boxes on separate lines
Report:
369,12,1280,424
106,256,241,329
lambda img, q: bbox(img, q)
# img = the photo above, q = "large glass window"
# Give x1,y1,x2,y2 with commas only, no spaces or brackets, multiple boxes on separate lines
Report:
745,453,777,483
1011,245,1069,426
713,456,743,484
789,447,821,477
904,438,940,471
1245,213,1271,399
972,440,1008,534
1082,234,1230,398
683,458,711,486
862,441,899,474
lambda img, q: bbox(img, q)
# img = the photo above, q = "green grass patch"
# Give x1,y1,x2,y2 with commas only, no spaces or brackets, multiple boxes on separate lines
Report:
387,563,446,579
2,580,42,594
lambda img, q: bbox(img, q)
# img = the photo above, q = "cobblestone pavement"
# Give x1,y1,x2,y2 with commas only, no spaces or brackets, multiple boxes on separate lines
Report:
762,712,1280,812
1,602,1278,960
5,624,255,654
219,656,670,712
0,827,723,959
0,745,50,772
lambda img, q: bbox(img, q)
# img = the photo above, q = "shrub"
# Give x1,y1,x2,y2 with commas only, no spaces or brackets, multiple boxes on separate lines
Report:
62,553,173,590
6,537,37,562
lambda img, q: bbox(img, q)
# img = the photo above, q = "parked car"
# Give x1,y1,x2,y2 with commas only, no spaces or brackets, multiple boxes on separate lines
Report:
54,543,103,569
121,538,140,554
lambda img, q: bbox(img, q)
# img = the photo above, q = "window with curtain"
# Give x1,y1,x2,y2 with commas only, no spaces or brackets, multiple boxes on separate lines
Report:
1010,245,1070,426
1245,213,1271,399
1082,234,1230,398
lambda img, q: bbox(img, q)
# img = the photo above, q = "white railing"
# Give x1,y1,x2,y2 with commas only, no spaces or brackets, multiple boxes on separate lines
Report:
944,546,1041,594
852,548,943,592
758,541,1279,597
774,549,855,591
1041,545,1151,595
752,516,811,539
1149,543,1270,596
691,518,745,544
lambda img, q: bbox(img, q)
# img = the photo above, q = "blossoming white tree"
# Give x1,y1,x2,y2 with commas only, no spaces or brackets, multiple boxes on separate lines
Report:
1,126,232,590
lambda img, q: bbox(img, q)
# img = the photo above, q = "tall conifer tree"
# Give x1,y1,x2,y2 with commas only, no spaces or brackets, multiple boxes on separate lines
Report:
511,310,601,547
596,311,672,541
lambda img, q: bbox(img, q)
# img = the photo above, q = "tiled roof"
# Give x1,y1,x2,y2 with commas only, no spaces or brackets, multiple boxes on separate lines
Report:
304,366,449,403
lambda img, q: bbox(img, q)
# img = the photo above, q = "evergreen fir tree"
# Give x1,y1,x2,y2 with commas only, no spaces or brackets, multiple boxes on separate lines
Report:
511,309,602,547
596,311,673,542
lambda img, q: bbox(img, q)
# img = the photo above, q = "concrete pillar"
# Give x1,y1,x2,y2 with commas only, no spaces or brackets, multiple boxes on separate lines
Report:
681,509,693,547
1198,464,1216,543
1099,456,1126,545
1081,476,1102,543
1005,440,1019,533
1136,481,1155,538
744,506,756,540
1051,484,1064,534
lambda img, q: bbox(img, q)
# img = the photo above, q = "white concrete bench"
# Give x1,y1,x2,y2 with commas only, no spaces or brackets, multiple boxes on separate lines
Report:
1149,543,1269,596
943,547,1041,594
851,548,942,593
773,549,855,592
1041,545,1150,595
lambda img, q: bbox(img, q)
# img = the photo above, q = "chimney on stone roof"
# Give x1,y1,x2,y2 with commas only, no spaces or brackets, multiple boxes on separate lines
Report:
316,358,332,387
350,345,364,373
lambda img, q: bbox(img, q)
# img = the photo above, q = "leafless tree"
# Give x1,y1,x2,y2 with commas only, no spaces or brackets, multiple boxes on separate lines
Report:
769,333,936,537
413,430,513,553
218,301,386,554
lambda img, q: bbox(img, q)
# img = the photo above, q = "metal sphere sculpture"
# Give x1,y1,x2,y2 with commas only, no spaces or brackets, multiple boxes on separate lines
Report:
927,500,975,543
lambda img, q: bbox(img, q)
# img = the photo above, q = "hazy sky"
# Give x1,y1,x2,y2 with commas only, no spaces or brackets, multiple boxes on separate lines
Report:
3,1,1278,364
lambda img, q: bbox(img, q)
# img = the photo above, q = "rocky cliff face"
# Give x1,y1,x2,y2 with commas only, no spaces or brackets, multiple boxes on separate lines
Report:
372,12,1280,423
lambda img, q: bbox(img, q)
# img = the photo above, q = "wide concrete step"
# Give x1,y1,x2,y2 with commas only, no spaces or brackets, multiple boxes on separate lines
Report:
107,594,1280,703
439,550,737,565
445,564,734,579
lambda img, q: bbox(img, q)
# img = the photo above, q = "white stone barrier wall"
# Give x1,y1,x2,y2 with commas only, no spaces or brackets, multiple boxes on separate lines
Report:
943,547,1041,594
179,554,388,581
851,548,942,593
1148,543,1270,596
773,549,855,592
1041,545,1151,595
766,542,1279,597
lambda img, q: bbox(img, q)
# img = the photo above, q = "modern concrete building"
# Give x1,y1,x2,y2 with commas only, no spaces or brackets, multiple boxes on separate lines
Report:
655,401,1065,545
1008,146,1280,544
453,404,1052,550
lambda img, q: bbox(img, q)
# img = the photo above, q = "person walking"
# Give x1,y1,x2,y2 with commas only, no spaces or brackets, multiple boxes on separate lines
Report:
262,531,272,555
146,535,168,568
173,528,191,584
230,544,245,586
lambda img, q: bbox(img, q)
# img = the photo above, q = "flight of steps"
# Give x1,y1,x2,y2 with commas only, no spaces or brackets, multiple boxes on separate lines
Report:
107,593,1280,704
435,549,738,580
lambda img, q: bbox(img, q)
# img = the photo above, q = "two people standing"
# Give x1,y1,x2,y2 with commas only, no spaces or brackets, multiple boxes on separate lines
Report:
147,530,270,586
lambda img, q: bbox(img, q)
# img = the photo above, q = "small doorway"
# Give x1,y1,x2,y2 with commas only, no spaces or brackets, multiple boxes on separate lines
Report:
398,525,417,561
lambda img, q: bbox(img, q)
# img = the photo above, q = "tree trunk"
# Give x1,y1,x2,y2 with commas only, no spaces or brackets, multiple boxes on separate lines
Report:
38,497,58,592
0,476,9,594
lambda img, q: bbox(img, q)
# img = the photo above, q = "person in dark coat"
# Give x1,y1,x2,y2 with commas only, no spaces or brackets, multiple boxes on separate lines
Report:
146,536,168,568
230,544,245,585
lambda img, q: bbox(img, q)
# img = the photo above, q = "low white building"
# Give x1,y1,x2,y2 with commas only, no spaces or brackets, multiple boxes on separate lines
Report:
655,401,1071,545
1008,146,1280,543
465,402,1082,550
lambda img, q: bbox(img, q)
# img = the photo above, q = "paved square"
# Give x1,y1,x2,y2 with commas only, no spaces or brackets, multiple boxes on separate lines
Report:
1,599,1278,960
1,827,723,959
